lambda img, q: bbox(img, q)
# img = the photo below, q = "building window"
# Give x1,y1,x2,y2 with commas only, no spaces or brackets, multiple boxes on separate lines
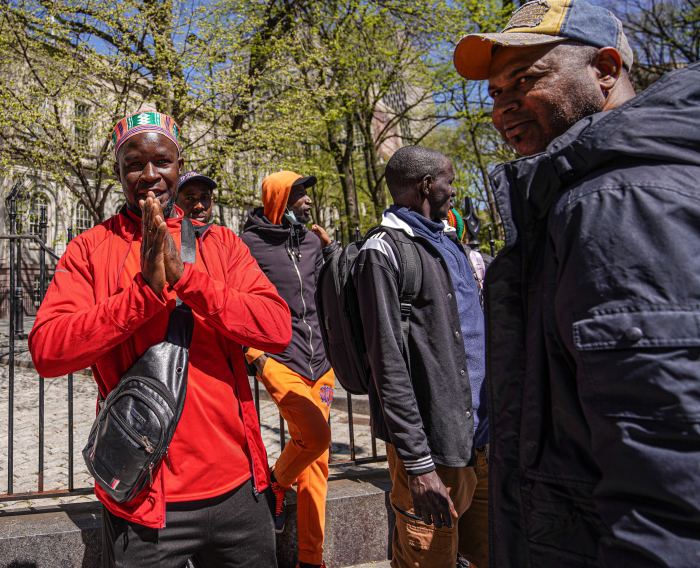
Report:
74,202,92,235
28,193,49,237
13,195,29,234
384,82,412,141
13,191,48,236
74,102,90,148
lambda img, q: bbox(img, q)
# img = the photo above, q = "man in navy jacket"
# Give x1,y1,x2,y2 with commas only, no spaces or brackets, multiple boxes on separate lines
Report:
454,0,700,565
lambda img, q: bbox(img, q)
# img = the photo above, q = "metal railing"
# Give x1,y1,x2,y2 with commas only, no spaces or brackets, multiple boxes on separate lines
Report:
0,186,384,506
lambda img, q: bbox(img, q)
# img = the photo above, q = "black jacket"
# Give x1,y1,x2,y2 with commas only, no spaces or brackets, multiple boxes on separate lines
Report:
487,63,700,567
353,211,474,475
241,208,337,380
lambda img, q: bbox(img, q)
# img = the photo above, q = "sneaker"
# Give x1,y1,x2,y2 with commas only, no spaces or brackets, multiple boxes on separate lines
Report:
270,477,288,534
456,554,471,567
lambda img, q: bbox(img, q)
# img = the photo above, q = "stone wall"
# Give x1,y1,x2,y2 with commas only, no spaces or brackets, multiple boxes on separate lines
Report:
0,469,394,568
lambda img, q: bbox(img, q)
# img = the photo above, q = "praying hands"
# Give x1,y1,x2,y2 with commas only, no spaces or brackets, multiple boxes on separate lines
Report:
140,191,184,295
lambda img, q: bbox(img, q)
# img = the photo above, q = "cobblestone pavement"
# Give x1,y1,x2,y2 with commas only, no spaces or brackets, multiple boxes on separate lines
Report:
0,364,380,512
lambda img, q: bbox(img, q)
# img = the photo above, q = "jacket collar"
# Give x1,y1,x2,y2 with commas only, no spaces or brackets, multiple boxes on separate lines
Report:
381,210,415,237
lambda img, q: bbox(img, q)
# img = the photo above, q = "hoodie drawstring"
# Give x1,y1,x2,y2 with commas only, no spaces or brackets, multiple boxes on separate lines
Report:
287,222,303,260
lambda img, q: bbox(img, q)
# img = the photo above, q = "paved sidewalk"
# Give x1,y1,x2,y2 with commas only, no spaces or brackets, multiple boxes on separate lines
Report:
0,364,383,512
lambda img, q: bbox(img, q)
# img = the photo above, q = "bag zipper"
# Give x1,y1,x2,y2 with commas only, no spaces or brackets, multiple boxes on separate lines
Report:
109,389,168,450
119,375,177,410
104,388,169,500
108,407,156,454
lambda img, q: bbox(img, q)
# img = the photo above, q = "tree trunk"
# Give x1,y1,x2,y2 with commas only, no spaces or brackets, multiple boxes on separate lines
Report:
144,0,183,122
468,126,504,239
327,117,360,240
358,110,385,222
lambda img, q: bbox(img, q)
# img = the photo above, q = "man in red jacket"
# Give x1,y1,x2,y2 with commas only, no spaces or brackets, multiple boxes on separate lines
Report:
29,109,292,567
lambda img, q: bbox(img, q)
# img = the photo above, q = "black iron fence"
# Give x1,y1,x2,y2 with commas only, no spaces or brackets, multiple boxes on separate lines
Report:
0,282,53,318
0,183,384,505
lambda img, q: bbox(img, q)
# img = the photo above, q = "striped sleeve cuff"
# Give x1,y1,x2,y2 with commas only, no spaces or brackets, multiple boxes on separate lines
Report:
402,455,436,476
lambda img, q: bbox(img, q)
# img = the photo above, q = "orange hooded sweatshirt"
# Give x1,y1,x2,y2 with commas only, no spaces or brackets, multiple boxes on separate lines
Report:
262,171,304,224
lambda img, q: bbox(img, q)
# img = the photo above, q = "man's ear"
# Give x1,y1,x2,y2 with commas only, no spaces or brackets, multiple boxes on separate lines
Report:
112,160,120,181
594,47,623,96
178,156,184,172
421,175,432,197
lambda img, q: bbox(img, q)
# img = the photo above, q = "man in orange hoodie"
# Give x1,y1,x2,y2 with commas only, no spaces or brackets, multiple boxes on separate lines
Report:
241,171,338,568
29,110,291,567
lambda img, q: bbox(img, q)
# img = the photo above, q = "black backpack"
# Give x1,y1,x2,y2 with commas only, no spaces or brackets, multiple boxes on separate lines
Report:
83,219,198,503
315,226,421,395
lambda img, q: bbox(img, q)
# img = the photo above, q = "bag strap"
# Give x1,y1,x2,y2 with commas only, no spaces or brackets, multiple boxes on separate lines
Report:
166,219,195,346
176,219,196,307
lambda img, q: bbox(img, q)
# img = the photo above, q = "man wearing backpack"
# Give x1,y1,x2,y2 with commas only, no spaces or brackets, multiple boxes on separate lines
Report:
353,146,485,567
29,110,291,566
240,171,338,568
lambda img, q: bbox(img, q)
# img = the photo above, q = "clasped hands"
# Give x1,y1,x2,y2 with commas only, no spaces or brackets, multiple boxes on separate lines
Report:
140,191,184,296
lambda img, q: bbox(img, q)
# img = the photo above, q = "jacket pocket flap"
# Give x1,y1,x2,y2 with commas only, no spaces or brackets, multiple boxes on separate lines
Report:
573,309,700,351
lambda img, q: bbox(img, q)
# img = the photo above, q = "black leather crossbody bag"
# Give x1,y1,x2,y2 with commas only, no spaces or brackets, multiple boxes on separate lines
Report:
83,218,196,503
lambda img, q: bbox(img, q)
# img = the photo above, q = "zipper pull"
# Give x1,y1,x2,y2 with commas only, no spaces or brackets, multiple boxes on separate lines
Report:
148,462,154,485
141,436,155,454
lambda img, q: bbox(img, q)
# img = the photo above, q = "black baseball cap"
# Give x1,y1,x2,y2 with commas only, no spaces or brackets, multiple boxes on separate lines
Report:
291,175,317,189
178,171,217,191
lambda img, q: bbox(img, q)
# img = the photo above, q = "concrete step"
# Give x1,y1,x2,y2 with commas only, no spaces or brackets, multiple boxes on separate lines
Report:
0,465,394,568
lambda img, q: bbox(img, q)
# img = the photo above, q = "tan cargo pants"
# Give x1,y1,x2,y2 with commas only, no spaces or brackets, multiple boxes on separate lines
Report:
387,444,478,568
458,446,489,568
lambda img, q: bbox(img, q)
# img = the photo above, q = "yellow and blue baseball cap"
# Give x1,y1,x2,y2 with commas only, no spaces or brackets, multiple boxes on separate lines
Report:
454,0,633,80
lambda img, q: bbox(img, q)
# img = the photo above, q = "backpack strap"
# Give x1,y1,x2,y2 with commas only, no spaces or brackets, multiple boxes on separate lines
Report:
380,227,422,356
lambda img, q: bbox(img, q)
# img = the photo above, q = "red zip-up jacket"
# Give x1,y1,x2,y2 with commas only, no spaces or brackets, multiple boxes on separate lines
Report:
29,208,291,528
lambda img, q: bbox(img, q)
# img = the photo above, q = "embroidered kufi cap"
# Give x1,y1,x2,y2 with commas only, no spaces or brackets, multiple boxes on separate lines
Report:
112,109,181,155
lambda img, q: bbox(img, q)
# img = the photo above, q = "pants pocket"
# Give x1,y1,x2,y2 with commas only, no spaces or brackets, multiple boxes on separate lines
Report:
393,511,455,567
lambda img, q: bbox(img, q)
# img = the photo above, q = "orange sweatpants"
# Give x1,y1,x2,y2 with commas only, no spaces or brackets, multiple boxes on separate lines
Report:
248,350,334,565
